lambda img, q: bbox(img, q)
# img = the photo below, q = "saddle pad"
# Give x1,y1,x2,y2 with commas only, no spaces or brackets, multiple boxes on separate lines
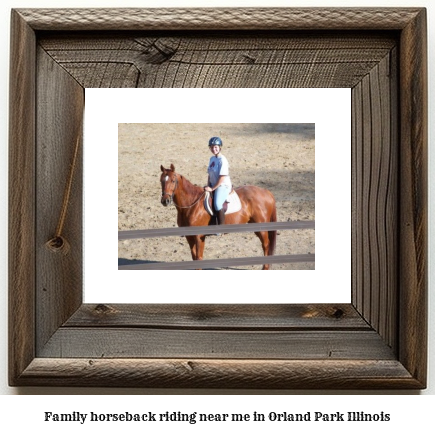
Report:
204,190,242,216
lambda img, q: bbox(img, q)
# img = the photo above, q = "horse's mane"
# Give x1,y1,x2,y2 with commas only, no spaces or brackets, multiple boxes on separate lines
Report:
177,172,204,198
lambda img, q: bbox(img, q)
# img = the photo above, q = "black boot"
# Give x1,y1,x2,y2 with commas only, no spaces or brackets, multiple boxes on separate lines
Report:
217,208,226,225
210,208,225,236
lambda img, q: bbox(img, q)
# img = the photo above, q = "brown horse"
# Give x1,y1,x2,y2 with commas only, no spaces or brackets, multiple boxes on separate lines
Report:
160,164,277,269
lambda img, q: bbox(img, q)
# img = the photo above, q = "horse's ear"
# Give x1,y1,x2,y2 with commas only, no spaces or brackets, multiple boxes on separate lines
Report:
160,165,165,172
170,164,175,172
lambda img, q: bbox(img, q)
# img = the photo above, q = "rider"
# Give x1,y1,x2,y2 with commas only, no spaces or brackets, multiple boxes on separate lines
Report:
204,137,232,227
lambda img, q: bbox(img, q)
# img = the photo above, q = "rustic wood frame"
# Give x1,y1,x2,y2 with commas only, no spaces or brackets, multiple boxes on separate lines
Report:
9,8,427,389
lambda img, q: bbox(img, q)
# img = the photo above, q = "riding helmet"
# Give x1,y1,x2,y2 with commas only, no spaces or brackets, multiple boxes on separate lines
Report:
208,137,223,147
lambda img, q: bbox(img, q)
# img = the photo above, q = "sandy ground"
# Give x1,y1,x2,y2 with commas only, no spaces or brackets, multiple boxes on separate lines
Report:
118,123,315,270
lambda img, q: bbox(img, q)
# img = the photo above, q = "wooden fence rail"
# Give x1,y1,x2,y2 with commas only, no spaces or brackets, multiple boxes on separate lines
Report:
119,220,315,240
119,254,315,270
118,220,315,269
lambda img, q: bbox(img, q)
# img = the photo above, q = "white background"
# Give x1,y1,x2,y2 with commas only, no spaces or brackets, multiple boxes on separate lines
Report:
0,0,434,421
85,88,350,304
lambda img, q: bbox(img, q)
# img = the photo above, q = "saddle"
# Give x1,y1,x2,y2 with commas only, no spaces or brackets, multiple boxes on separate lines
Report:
204,189,242,217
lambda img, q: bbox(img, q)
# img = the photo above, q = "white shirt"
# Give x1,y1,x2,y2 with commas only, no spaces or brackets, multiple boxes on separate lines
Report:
207,154,232,188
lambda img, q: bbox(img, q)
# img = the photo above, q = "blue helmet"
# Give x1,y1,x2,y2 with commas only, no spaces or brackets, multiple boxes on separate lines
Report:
208,137,223,147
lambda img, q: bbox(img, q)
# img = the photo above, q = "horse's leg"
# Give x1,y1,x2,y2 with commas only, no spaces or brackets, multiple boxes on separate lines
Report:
195,235,206,261
185,236,197,260
186,235,206,269
254,231,271,270
191,235,206,270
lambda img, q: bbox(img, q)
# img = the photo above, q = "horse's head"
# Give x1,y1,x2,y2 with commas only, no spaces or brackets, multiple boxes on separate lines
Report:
160,164,178,207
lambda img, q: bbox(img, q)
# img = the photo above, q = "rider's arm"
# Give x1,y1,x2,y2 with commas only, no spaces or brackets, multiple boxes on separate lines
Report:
211,175,226,191
204,175,212,191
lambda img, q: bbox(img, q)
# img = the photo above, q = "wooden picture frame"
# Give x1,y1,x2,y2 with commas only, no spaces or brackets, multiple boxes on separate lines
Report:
9,8,427,388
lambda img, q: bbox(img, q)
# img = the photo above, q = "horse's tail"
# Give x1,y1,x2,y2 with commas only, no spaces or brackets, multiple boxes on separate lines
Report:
268,203,277,256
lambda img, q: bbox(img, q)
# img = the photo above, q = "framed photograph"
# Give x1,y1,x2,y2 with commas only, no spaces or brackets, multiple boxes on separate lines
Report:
9,8,427,388
87,87,349,304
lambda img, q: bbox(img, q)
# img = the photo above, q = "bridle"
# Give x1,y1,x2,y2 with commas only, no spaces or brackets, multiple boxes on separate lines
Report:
161,172,205,209
161,173,179,206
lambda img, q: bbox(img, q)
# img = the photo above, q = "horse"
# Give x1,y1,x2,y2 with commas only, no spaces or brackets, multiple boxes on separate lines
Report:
160,164,277,270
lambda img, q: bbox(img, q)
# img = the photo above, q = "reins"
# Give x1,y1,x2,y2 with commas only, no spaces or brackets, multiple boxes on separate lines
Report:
173,191,206,209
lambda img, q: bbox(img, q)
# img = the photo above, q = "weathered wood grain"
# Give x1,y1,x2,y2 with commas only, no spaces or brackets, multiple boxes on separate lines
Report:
35,47,84,353
350,51,398,351
398,8,428,386
16,8,423,31
65,304,369,329
379,47,398,350
8,9,37,387
39,33,396,89
8,8,427,389
39,329,395,360
386,46,399,352
17,358,420,389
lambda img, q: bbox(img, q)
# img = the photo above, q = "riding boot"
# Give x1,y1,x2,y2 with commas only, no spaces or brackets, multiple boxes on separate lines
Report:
217,208,226,225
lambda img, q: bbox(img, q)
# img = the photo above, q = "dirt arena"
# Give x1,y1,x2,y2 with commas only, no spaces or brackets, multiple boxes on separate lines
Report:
118,123,315,270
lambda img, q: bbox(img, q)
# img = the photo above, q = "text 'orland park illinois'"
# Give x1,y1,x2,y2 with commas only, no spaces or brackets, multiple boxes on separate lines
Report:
43,410,391,424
